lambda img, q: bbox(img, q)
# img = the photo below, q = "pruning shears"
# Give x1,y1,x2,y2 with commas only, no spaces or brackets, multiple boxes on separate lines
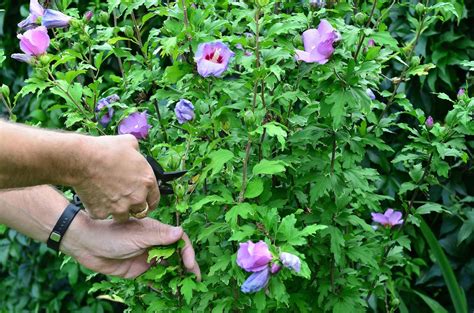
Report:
73,155,187,206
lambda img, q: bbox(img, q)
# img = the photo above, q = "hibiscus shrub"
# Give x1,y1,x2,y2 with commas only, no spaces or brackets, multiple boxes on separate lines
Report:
2,0,474,312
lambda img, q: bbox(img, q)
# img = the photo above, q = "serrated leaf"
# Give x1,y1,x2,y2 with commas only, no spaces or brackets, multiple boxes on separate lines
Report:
225,203,255,226
416,203,445,215
206,149,234,177
180,277,196,304
147,247,176,263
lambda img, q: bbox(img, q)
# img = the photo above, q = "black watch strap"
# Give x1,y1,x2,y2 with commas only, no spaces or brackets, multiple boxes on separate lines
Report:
47,204,81,252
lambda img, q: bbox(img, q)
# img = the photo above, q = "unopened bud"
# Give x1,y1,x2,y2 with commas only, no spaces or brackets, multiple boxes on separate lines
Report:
255,0,270,7
415,3,425,15
244,110,256,126
354,12,367,25
425,116,434,129
175,184,186,198
98,11,109,24
84,11,93,22
457,88,465,98
124,26,134,38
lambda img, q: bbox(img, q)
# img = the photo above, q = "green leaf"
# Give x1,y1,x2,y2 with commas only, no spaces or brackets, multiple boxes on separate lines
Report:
277,214,324,246
191,195,227,212
252,159,286,176
413,290,448,313
457,211,474,245
325,226,345,265
263,122,288,150
225,203,255,226
419,218,467,313
147,247,176,263
244,178,264,199
310,175,332,203
206,149,234,177
180,277,197,304
409,164,424,183
416,203,446,215
254,291,266,312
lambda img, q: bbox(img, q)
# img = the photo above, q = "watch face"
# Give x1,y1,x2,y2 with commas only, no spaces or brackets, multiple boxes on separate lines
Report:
50,232,62,242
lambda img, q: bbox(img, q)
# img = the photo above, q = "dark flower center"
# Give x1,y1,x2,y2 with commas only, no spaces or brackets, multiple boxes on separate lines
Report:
205,50,223,63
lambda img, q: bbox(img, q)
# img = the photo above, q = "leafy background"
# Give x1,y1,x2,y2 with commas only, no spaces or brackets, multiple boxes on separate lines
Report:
0,0,473,312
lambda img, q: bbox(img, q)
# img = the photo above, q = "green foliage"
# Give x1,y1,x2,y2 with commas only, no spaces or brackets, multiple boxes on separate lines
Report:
1,0,473,312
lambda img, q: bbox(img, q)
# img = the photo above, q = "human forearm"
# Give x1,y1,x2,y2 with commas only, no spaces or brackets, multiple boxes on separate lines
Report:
0,185,88,252
0,120,89,188
0,185,200,279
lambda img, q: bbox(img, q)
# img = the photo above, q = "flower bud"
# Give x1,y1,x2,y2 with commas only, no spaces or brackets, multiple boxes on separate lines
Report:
457,88,465,98
354,12,367,25
84,11,94,22
98,11,110,24
175,184,186,199
270,263,281,274
244,110,255,126
415,3,425,15
39,54,52,66
279,252,301,272
425,116,434,129
0,85,10,99
255,0,270,7
124,25,134,38
411,56,420,66
367,39,375,47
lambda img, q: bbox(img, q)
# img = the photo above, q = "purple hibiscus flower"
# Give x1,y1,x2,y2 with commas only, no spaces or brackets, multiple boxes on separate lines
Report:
18,0,71,31
118,112,151,140
194,41,235,77
237,240,272,272
12,26,50,63
295,19,340,64
175,99,195,124
279,252,301,272
241,268,270,293
95,94,119,127
371,209,404,227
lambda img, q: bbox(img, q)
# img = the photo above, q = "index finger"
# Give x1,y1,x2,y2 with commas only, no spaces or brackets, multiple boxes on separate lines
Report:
147,177,160,210
180,233,201,281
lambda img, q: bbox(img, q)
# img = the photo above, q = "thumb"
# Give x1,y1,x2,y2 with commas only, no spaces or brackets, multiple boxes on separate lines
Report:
144,219,184,246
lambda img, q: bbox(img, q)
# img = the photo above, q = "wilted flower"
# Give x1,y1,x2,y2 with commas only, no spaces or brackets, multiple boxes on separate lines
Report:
194,41,235,77
280,252,301,272
237,240,272,272
118,112,151,140
457,88,465,98
367,88,376,100
271,262,282,274
371,209,404,227
12,26,50,63
241,268,270,293
95,94,119,127
18,0,72,31
42,9,72,29
368,39,375,47
175,99,195,124
295,19,340,64
425,116,434,129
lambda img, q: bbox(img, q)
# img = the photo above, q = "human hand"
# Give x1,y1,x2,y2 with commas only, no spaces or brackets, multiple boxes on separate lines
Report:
62,213,201,280
74,134,160,222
